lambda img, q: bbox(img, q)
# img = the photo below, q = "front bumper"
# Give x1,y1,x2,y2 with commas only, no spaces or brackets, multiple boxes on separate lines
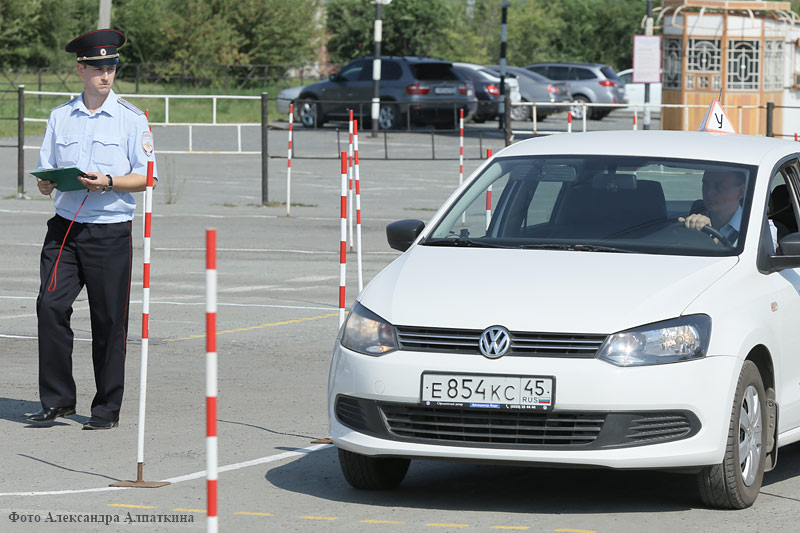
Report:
328,344,741,469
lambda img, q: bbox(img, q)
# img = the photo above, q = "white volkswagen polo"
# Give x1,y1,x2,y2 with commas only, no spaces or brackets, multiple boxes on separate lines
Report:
328,130,800,509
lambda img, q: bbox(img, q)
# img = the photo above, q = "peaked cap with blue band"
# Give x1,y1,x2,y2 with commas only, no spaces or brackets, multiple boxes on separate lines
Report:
65,29,126,66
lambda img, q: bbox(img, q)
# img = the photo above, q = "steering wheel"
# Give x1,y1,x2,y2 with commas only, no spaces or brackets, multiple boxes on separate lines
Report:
673,220,732,247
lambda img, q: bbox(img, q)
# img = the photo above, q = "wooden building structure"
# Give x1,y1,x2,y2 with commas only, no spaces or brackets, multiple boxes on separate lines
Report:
659,0,799,135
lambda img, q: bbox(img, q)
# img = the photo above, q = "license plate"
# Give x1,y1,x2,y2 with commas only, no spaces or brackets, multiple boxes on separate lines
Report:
434,86,456,95
421,373,554,410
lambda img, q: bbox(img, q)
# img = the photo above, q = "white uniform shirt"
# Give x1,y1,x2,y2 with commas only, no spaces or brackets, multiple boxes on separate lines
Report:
37,89,156,223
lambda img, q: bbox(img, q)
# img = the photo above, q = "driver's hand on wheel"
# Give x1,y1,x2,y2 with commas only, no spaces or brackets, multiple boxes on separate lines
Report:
678,213,711,231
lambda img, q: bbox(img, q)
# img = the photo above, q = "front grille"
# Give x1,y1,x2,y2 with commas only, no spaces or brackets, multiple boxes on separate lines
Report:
395,326,606,357
334,396,701,450
626,413,693,443
380,404,605,446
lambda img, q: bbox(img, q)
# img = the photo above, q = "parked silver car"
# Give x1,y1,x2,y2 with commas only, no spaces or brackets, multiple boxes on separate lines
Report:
486,65,572,121
525,62,626,120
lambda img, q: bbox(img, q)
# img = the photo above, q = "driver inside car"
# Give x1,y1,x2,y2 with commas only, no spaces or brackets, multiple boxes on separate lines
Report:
678,170,777,248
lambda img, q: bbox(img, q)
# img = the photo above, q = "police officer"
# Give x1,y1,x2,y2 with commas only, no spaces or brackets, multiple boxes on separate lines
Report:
27,29,157,429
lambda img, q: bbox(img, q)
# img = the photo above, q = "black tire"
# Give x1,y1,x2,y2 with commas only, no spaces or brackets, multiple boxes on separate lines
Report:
337,448,410,490
696,360,767,509
297,97,322,128
377,103,399,130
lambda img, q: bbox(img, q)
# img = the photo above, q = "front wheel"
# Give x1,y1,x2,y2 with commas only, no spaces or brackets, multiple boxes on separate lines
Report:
337,448,410,490
696,360,766,509
297,98,322,128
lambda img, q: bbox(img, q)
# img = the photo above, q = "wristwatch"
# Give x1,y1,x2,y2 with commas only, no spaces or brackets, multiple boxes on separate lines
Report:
104,174,113,191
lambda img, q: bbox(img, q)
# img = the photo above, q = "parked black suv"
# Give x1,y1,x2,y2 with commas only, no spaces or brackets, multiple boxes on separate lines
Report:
295,56,476,129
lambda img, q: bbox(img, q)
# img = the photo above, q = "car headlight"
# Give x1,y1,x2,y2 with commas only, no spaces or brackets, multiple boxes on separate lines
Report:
341,303,398,356
596,315,711,367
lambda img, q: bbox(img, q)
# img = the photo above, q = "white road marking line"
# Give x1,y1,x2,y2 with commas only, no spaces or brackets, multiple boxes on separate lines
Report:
0,296,336,312
0,444,332,497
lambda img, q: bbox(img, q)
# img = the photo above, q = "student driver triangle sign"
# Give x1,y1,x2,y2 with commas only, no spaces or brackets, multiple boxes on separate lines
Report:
697,98,736,134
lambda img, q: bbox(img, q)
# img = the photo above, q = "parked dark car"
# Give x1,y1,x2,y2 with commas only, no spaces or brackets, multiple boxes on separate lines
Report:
452,65,507,123
524,62,626,120
295,56,476,129
485,65,572,121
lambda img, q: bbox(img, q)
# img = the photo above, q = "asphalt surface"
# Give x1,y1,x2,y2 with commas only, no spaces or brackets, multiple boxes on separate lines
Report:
0,112,798,532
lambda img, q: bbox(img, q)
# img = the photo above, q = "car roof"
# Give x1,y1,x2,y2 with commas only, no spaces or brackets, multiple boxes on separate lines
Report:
497,131,799,168
353,56,452,64
526,62,608,69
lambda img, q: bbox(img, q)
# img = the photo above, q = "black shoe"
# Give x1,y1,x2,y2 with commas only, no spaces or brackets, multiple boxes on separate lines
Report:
82,416,118,430
26,406,76,423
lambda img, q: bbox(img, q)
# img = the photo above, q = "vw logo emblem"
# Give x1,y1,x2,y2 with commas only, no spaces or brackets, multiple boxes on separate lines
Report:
479,326,511,359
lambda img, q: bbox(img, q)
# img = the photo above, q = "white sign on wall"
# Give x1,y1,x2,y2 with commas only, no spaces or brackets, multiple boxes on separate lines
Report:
633,35,662,84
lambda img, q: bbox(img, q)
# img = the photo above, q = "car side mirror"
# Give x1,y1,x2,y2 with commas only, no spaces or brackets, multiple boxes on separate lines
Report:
329,73,339,82
764,232,800,272
386,219,425,252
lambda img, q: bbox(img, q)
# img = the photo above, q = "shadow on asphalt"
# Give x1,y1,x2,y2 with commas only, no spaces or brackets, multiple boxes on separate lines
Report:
266,445,699,513
266,440,800,513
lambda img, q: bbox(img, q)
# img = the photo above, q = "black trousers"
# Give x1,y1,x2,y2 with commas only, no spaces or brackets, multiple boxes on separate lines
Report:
36,215,133,421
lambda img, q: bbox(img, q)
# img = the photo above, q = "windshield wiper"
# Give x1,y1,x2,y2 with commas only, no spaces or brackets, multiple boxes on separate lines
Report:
517,243,632,253
423,237,509,248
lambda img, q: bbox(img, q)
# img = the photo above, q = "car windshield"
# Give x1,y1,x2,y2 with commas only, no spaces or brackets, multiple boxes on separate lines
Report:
425,155,756,257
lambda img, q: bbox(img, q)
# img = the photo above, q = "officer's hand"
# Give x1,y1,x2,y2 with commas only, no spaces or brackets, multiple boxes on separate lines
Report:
79,172,107,192
678,213,711,231
37,178,56,195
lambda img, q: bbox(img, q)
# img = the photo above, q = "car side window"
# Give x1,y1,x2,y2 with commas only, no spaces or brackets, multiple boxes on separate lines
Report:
549,66,571,80
574,68,596,80
382,60,403,81
338,60,365,82
529,66,547,76
620,72,632,84
526,181,563,225
768,162,800,250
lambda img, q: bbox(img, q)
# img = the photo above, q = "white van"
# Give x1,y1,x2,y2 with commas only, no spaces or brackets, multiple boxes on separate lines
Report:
328,130,800,509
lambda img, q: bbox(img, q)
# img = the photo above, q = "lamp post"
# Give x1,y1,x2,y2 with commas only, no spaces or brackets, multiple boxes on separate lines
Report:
643,0,653,130
372,0,392,138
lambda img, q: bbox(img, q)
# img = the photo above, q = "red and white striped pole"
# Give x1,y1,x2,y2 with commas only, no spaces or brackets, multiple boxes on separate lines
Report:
348,110,354,251
205,229,218,533
795,133,798,142
567,111,572,134
354,120,363,292
485,149,493,231
339,152,348,327
286,103,294,216
633,109,638,131
136,161,154,473
458,108,464,187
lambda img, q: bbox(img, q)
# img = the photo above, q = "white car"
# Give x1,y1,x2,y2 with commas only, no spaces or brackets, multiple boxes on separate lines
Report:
618,68,661,112
328,130,800,509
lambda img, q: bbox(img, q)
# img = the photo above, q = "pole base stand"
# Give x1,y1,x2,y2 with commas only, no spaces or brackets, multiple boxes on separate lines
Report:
109,463,170,488
311,437,332,444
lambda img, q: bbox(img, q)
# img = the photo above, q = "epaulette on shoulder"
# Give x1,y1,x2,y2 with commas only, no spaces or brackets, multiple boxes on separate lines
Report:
52,96,79,112
117,97,144,116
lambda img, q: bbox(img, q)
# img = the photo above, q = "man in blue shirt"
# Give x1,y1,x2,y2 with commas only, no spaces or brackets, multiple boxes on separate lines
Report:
27,29,157,429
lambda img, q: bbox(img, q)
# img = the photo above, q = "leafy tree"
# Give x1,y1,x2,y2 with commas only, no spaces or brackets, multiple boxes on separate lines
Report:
325,0,450,64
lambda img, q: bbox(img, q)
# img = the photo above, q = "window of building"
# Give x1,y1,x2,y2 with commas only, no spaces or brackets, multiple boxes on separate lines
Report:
727,40,760,90
687,39,721,72
764,40,784,91
664,37,682,89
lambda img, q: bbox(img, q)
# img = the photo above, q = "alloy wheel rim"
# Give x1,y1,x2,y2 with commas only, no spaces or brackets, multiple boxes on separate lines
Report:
300,103,316,126
738,384,763,486
379,107,394,129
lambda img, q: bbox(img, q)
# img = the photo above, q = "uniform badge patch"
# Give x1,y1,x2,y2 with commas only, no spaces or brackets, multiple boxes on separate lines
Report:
141,131,154,156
